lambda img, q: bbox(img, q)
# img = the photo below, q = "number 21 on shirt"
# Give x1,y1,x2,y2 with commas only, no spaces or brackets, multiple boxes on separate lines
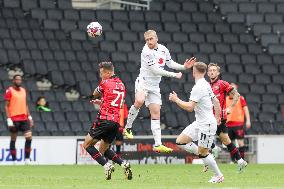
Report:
111,83,125,108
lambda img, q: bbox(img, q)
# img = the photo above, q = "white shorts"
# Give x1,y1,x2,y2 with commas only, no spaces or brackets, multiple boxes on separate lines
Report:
181,121,217,148
135,77,162,107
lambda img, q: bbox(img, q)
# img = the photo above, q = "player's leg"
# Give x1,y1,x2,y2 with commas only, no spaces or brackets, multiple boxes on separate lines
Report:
219,130,247,172
199,147,224,183
9,130,17,162
236,127,245,159
227,127,236,162
83,133,108,166
176,123,198,155
198,127,224,183
102,122,132,180
124,78,147,138
115,140,123,157
22,121,32,163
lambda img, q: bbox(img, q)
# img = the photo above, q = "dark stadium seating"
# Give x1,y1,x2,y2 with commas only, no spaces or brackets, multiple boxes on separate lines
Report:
0,0,282,135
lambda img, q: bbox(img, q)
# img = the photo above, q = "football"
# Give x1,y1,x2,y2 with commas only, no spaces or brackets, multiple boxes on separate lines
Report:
87,21,102,38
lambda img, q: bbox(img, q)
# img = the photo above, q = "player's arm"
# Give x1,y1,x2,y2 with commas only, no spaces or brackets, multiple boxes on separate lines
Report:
90,85,103,105
227,88,240,114
4,89,14,127
243,106,251,129
144,52,182,78
26,104,34,127
166,56,196,70
169,91,196,112
212,96,221,125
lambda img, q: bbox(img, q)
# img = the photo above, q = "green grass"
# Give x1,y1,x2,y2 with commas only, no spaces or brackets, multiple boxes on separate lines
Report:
0,164,284,189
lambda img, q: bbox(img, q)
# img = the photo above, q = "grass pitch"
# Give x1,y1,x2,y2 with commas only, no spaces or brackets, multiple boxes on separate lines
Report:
0,164,283,189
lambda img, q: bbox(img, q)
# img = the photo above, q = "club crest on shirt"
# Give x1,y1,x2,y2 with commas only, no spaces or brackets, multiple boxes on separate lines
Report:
158,58,164,64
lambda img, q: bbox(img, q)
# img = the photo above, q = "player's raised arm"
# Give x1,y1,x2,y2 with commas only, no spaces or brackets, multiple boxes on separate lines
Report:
144,53,182,79
169,91,196,112
165,49,196,70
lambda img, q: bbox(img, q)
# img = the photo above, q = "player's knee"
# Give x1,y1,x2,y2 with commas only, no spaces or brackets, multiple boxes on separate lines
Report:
134,98,144,108
198,147,209,156
220,134,231,145
24,132,32,139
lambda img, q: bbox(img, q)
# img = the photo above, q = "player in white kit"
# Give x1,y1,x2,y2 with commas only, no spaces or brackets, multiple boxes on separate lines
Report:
169,62,224,183
124,30,196,153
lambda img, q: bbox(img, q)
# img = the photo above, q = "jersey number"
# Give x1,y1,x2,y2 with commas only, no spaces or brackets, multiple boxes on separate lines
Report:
111,90,124,108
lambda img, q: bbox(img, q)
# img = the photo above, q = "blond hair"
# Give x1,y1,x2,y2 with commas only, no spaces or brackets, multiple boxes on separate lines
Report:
144,30,157,37
194,62,207,73
208,63,221,72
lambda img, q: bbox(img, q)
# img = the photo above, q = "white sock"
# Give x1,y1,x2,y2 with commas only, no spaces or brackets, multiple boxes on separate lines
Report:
177,142,198,155
151,119,162,146
202,154,222,176
125,105,140,129
237,158,244,165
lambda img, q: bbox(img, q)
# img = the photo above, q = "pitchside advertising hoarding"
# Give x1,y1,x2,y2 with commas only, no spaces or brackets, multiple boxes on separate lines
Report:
0,137,76,165
0,136,283,164
76,138,197,165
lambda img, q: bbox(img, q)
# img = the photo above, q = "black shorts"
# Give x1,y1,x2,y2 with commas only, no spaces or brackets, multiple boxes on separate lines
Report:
89,119,119,144
9,120,30,133
115,130,124,141
228,126,245,140
216,119,228,136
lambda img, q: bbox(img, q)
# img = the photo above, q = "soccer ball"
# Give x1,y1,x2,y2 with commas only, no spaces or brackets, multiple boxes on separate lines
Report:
87,22,102,38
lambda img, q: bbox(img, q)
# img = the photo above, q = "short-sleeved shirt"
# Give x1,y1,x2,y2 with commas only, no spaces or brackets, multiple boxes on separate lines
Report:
210,79,233,120
190,78,216,124
139,43,172,84
95,76,126,124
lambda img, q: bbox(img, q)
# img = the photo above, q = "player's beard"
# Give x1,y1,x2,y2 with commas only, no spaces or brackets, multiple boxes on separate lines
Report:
14,83,21,88
210,76,218,82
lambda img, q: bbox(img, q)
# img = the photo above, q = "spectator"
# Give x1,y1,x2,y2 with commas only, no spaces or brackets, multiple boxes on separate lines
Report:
36,96,52,112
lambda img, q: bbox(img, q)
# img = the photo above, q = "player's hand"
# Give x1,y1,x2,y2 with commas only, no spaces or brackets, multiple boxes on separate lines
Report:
90,99,102,105
246,121,251,129
184,57,196,69
29,119,34,128
226,107,232,115
7,118,14,127
175,72,182,79
169,91,179,103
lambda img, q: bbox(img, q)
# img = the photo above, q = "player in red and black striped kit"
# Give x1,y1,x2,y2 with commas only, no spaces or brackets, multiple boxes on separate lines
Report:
82,62,132,180
207,63,247,172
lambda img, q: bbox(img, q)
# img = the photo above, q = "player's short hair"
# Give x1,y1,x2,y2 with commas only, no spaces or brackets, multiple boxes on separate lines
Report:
99,61,114,71
144,30,157,37
208,63,221,72
13,74,22,80
194,62,207,73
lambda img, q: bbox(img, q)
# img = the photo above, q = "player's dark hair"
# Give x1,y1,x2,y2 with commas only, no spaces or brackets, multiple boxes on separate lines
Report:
13,74,22,80
99,61,114,71
194,62,207,73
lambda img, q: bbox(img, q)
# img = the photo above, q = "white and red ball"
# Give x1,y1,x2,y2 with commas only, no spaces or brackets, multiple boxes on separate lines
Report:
87,22,102,38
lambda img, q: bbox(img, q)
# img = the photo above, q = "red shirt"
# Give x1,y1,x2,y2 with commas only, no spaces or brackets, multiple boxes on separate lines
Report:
4,87,28,121
210,79,233,120
96,76,126,124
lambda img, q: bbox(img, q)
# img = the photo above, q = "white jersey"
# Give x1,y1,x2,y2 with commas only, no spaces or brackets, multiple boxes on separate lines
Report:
138,43,185,85
139,44,171,84
189,78,216,124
